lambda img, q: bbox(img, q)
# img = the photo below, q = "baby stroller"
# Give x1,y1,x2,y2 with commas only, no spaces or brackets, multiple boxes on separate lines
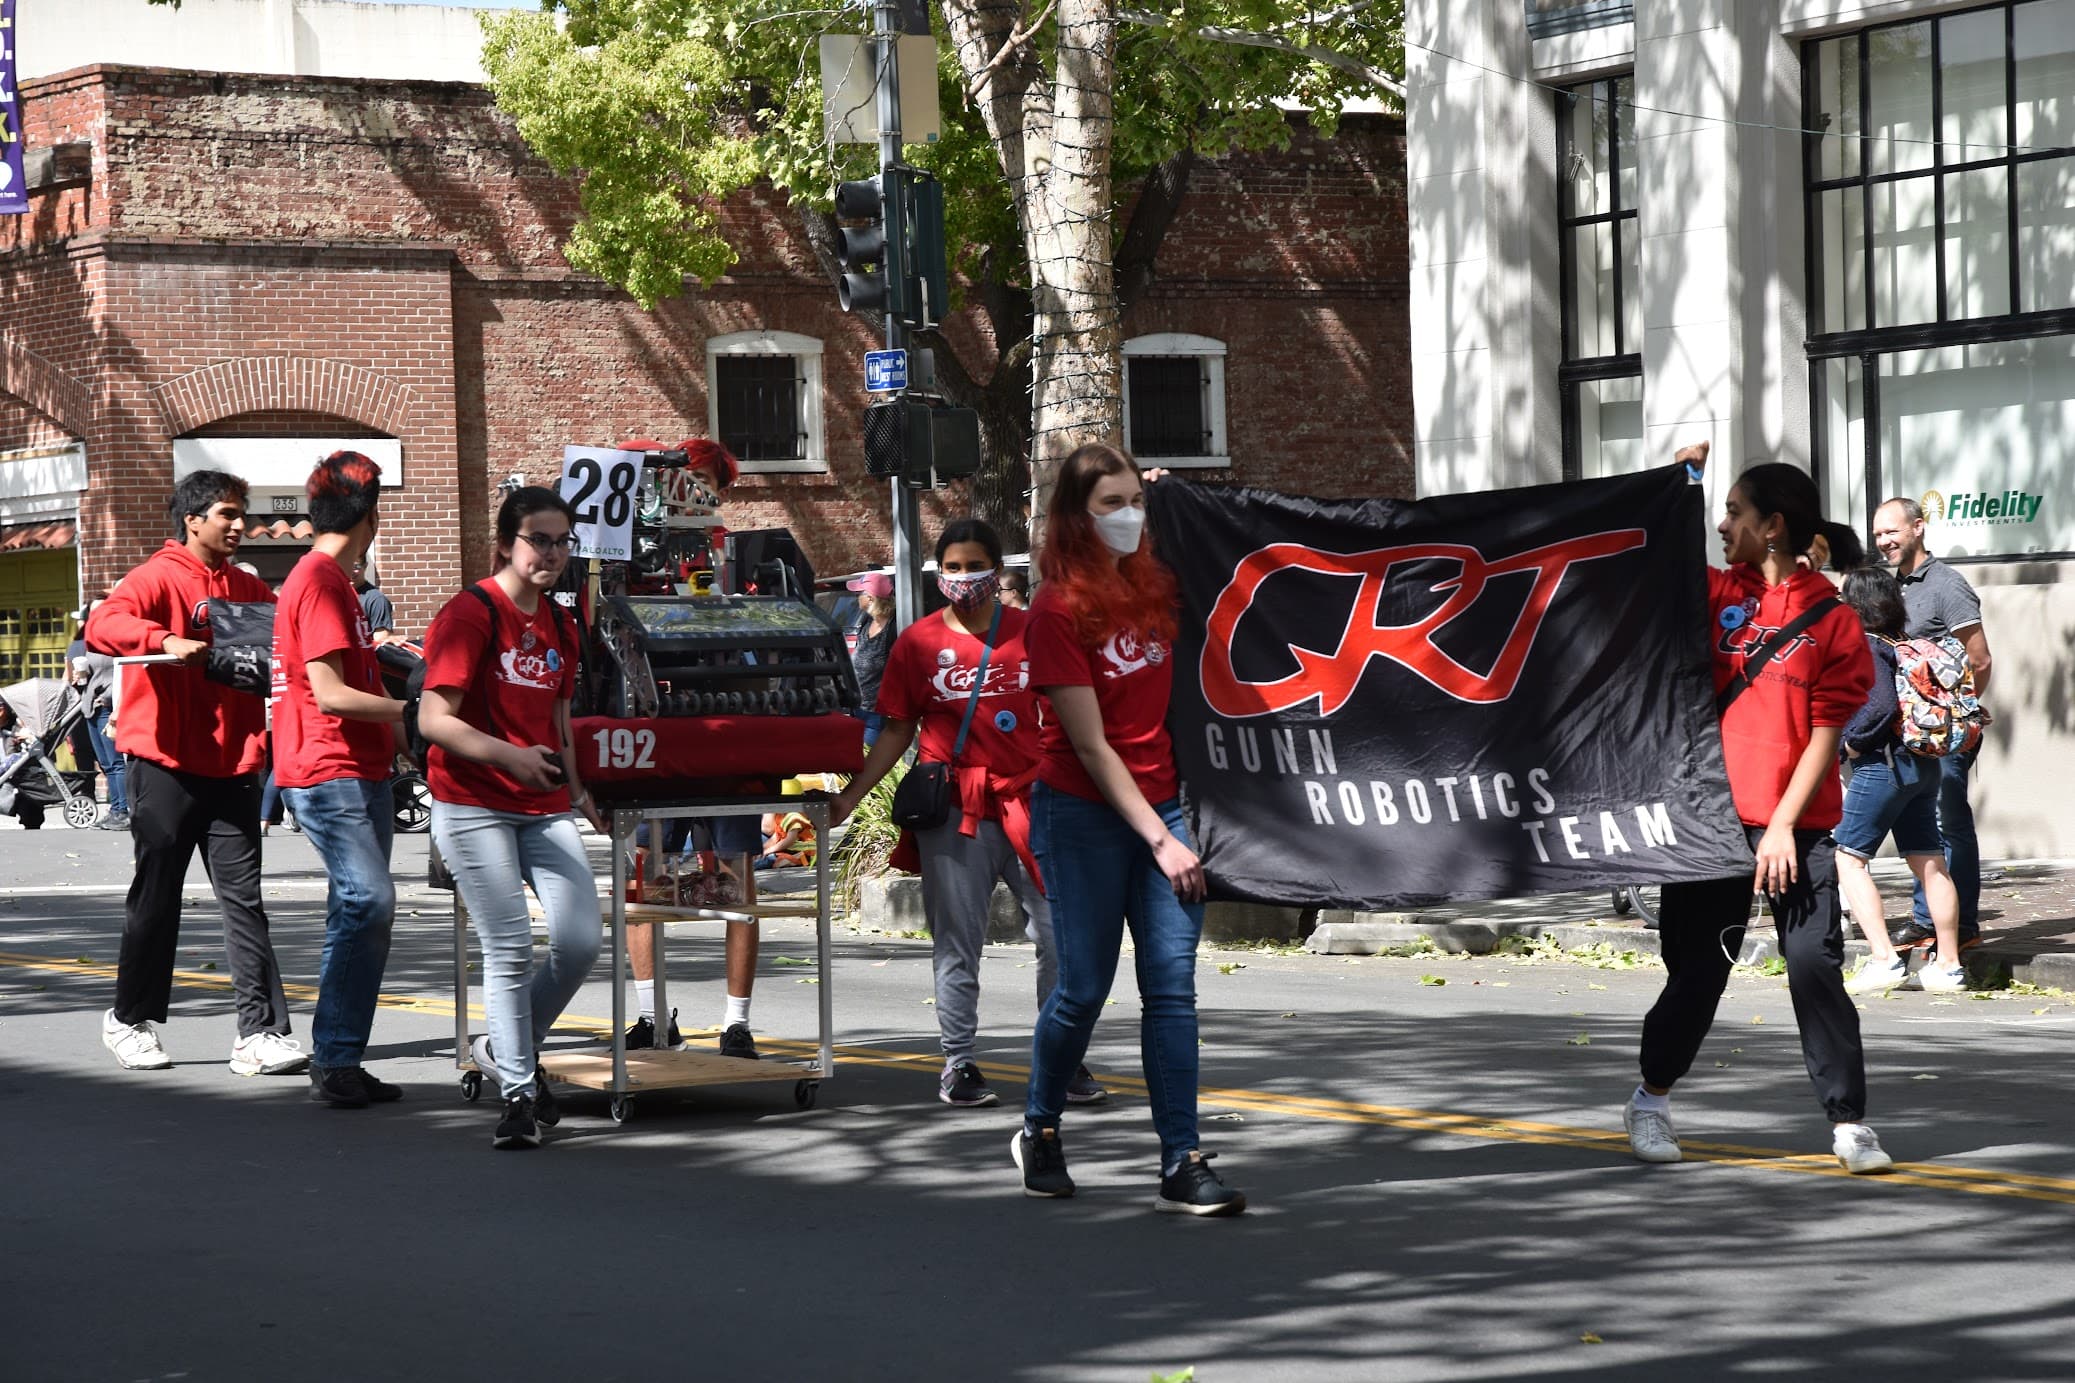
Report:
376,640,432,834
0,680,101,830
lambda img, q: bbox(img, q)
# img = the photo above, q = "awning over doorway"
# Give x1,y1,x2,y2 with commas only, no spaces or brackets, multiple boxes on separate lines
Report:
242,519,315,542
0,520,78,552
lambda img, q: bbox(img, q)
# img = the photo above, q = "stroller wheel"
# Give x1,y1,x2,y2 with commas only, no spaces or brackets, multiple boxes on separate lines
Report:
63,797,101,831
392,772,433,834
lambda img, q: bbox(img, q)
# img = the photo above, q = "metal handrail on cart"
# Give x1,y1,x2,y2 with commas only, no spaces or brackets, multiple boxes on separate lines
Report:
451,794,834,1123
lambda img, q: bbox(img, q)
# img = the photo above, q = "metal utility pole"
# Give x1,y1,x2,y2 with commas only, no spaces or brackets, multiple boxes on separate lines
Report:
875,2,925,632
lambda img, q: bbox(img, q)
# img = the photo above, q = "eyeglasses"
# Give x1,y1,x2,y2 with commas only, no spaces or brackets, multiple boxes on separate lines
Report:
515,532,579,553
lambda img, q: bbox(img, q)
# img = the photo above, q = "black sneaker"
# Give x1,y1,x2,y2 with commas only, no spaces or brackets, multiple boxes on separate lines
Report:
532,1064,560,1127
353,1067,403,1103
95,811,131,832
939,1059,998,1107
625,1010,681,1050
494,1094,541,1150
1156,1151,1247,1217
1065,1064,1109,1105
307,1064,370,1109
719,1023,759,1061
1889,921,1937,950
1011,1127,1075,1198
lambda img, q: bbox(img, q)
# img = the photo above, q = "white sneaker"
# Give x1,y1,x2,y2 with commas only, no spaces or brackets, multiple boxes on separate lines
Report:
1845,956,1910,995
102,1009,173,1070
1917,963,1968,993
1834,1123,1895,1174
1624,1097,1681,1163
229,1030,310,1076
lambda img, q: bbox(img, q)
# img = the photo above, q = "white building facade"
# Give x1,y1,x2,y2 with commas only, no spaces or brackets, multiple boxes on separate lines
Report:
1408,0,2075,856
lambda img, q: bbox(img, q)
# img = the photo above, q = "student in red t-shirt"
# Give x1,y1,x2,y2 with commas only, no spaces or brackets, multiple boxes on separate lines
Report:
1624,443,1892,1176
274,451,409,1108
419,487,604,1150
832,519,1104,1110
1010,443,1244,1217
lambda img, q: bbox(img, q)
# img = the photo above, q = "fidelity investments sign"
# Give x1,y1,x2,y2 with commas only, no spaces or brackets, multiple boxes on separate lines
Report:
1923,487,2044,528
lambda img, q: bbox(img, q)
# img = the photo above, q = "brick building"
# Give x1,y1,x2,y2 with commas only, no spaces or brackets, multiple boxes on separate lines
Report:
0,1,1407,671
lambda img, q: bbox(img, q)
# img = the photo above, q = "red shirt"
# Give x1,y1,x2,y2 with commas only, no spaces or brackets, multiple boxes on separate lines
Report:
271,550,393,787
1707,565,1872,831
876,607,1040,778
1025,587,1178,804
423,582,577,815
83,542,273,778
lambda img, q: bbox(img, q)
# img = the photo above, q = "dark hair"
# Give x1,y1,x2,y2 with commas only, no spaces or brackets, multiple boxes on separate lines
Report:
168,470,250,535
1733,463,1866,571
1039,441,1179,644
935,517,1003,568
306,450,384,535
1842,567,1907,638
1000,569,1030,596
494,485,576,561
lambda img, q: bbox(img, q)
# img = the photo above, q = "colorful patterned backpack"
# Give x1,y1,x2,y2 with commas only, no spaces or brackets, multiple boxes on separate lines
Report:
1885,635,1990,758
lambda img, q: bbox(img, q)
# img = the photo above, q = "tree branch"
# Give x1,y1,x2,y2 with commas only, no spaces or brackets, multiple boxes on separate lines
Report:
1115,145,1196,318
1115,10,1405,102
965,0,1059,101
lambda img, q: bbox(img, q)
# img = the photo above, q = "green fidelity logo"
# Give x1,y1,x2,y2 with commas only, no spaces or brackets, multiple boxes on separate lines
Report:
1921,488,2043,526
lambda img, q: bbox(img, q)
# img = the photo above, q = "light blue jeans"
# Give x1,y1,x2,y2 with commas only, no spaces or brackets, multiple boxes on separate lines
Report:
283,775,396,1068
432,801,602,1100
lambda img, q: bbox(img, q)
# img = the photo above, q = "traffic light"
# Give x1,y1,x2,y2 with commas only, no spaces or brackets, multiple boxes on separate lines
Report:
834,176,905,317
899,170,948,328
862,397,982,486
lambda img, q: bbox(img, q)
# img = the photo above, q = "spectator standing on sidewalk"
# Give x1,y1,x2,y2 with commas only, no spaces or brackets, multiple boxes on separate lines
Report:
1872,498,1993,957
67,601,127,830
846,572,895,749
421,485,604,1150
1623,445,1892,1176
273,451,408,1108
84,470,305,1078
1012,444,1245,1217
1833,568,1967,996
355,551,401,646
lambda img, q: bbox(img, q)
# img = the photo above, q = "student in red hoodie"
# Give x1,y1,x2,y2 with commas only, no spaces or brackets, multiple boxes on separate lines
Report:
1624,443,1891,1175
84,470,303,1077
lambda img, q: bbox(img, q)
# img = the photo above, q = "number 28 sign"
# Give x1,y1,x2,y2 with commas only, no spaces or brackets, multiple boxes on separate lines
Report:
558,446,644,562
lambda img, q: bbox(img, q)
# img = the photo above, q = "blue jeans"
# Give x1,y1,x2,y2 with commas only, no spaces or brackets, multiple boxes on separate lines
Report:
1835,753,1941,860
1026,783,1204,1168
87,707,127,814
861,711,885,750
432,801,602,1100
283,776,397,1068
1910,746,1979,934
260,770,284,825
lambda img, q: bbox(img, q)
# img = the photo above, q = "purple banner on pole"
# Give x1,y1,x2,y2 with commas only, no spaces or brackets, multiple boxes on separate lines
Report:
1,0,25,216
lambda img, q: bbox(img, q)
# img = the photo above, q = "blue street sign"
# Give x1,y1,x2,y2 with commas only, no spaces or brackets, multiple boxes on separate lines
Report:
864,349,909,393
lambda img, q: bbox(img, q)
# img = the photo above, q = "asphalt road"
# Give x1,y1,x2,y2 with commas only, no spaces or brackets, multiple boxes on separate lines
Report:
4,824,2075,1382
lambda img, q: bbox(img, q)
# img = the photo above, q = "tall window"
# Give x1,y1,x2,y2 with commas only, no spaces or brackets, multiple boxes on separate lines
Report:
1558,76,1642,480
705,330,827,474
1805,1,2075,559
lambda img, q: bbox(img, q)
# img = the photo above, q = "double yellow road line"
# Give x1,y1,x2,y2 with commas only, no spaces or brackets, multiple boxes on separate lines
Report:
6,948,2073,1206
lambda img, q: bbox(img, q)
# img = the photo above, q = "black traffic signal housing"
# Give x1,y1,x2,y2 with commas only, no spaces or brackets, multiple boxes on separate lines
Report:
862,397,982,487
833,168,947,328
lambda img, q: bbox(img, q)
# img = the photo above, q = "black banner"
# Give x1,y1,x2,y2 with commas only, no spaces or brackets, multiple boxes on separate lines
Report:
1149,464,1752,908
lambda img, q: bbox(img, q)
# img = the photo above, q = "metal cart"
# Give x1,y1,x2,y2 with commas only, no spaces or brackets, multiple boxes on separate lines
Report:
451,794,834,1123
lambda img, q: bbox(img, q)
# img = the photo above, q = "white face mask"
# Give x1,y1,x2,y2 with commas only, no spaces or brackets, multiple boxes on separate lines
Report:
1089,505,1146,556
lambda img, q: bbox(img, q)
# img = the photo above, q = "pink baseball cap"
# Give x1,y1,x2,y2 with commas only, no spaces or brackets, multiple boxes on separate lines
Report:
845,572,894,599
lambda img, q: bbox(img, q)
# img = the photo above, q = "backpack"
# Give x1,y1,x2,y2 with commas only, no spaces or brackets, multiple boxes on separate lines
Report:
1884,635,1990,758
401,586,571,770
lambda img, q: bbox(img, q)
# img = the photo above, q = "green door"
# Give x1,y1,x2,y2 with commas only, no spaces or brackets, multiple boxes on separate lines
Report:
0,547,79,683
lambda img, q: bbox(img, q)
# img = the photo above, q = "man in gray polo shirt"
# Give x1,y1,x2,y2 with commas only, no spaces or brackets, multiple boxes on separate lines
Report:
1872,497,1995,952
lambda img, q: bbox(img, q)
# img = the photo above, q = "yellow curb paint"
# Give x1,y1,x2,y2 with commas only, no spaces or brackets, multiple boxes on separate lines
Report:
8,949,2075,1206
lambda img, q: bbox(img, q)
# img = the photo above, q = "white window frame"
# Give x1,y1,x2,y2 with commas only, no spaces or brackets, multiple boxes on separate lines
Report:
705,330,827,474
1121,333,1229,468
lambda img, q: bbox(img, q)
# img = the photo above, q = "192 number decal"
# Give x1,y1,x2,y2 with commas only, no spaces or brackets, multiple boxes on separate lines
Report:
594,727,657,770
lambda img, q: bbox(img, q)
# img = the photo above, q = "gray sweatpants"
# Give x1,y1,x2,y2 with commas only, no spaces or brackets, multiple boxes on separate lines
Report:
916,813,1056,1066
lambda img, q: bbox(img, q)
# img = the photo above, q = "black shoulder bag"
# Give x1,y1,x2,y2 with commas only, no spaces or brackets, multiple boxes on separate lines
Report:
890,603,1001,831
1716,597,1841,716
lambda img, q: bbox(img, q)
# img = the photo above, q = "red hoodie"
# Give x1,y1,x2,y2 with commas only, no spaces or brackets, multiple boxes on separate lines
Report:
1706,565,1872,831
86,541,274,777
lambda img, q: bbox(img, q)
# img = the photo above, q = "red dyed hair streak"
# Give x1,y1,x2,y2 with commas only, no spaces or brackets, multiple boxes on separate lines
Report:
1037,442,1179,647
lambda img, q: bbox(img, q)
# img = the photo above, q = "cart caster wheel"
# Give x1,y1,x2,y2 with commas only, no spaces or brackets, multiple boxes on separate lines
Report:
460,1070,483,1102
794,1080,819,1109
610,1095,634,1124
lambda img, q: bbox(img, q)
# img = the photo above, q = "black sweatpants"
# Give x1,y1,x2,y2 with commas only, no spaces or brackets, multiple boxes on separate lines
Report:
113,758,291,1038
1639,825,1867,1124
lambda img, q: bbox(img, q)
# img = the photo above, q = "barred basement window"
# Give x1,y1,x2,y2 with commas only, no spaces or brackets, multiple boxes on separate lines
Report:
705,331,828,474
1121,334,1229,468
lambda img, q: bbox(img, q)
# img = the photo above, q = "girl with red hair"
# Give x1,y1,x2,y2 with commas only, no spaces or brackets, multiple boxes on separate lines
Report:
1012,442,1245,1217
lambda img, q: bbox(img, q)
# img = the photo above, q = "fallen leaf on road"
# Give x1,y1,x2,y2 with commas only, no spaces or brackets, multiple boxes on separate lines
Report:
1715,1061,1728,1067
1730,1048,1743,1053
772,956,815,967
1913,1073,1938,1080
921,998,934,1005
201,962,217,971
1207,1112,1244,1122
1151,1369,1196,1383
795,977,819,985
871,960,888,968
1420,974,1446,986
1278,1011,1297,1019
1217,962,1245,975
1588,983,1607,990
2034,1007,2051,1015
64,853,79,859
1751,1016,1766,1024
1493,981,1511,988
1579,1332,1604,1345
1567,1032,1591,1046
